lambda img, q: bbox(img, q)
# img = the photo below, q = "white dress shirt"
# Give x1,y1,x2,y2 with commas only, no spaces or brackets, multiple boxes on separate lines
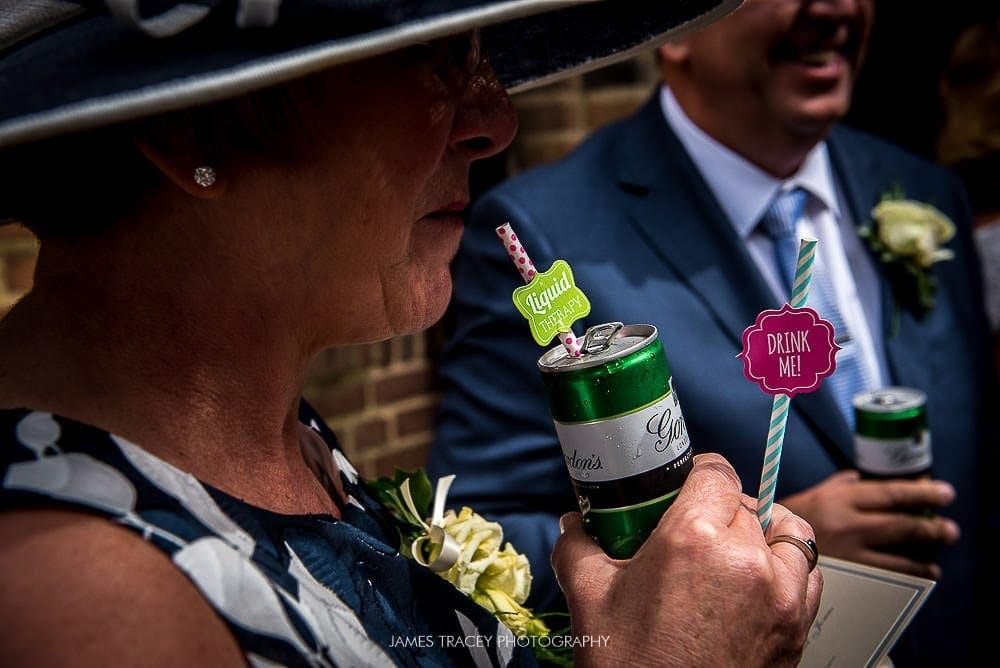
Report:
659,85,887,390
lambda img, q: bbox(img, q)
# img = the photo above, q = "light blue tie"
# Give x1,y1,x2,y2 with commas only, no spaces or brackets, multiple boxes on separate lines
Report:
760,187,870,428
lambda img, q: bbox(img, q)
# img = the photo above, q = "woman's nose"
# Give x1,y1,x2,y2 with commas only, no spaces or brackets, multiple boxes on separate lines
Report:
449,60,519,161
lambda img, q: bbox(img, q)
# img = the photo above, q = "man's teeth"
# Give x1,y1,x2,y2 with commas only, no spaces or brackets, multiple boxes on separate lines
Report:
798,49,836,66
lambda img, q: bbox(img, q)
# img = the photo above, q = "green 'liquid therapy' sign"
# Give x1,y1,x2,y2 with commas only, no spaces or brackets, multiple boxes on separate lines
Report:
512,260,591,346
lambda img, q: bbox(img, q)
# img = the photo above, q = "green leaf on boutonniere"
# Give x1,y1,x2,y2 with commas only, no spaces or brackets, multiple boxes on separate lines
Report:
369,467,435,557
858,188,955,315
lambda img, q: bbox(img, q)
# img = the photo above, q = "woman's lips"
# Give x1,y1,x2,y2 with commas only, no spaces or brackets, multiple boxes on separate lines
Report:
425,200,468,222
422,207,467,232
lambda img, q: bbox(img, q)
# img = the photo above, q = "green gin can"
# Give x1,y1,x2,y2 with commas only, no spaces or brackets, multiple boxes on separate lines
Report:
852,386,932,479
537,322,692,558
853,386,936,561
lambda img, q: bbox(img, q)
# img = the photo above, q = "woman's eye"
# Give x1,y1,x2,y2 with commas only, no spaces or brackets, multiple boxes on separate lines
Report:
403,30,482,91
441,33,476,69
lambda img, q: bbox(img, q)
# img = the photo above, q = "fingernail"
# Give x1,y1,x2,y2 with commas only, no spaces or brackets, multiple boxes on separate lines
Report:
945,519,961,542
935,482,955,503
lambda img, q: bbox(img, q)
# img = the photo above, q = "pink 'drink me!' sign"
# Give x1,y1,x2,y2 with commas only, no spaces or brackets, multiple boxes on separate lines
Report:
738,304,840,397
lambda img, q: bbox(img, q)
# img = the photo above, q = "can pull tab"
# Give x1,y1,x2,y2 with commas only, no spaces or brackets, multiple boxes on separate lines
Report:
582,322,624,354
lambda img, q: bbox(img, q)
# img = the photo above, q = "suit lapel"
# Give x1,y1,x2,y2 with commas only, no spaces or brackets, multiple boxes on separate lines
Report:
826,129,934,395
616,97,855,463
614,96,775,344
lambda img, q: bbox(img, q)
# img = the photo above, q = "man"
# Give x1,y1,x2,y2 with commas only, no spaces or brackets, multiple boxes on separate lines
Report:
430,0,997,665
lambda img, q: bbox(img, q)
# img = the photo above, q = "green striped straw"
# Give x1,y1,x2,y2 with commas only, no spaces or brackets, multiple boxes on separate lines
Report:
757,237,818,530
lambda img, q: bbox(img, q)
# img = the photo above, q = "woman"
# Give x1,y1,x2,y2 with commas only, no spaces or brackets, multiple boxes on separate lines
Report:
0,2,821,666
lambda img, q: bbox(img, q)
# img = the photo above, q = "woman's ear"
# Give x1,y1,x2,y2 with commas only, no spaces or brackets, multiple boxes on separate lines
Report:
132,132,226,199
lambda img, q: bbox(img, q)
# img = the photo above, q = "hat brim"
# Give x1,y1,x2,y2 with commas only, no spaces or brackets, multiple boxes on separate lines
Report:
0,0,742,148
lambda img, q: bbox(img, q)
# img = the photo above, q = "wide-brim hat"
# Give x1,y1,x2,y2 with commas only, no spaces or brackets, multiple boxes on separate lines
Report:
0,0,742,149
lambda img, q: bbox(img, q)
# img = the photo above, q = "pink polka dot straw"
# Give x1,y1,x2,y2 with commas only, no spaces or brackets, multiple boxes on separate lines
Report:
495,223,582,357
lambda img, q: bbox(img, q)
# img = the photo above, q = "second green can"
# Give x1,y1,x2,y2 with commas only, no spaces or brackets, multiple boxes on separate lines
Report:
537,322,692,558
852,386,932,479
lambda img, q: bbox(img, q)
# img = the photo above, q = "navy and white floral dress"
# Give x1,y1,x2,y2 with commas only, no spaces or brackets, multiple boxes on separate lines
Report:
0,403,535,667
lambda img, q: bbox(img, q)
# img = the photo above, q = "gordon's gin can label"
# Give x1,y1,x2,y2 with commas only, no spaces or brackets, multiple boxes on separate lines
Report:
538,322,692,558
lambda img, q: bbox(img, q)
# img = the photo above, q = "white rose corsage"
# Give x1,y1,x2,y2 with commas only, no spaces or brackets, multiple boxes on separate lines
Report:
369,468,570,665
858,187,956,313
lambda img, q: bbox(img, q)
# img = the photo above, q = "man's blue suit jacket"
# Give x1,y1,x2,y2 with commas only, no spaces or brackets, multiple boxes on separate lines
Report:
429,92,997,666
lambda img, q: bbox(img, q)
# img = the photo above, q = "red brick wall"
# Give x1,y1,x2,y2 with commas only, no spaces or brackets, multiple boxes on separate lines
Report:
304,332,448,478
0,52,659,479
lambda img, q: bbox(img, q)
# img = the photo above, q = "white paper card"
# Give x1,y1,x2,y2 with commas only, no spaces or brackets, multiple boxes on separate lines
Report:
799,556,935,668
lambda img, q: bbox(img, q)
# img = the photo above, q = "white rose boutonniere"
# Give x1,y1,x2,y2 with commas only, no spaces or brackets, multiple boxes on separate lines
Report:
859,188,956,313
369,468,571,666
438,506,505,594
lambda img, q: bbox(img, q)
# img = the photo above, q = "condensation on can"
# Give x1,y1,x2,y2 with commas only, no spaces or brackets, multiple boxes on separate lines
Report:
538,322,692,558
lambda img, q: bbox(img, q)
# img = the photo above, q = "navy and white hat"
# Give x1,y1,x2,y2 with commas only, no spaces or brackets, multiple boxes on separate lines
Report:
0,0,742,148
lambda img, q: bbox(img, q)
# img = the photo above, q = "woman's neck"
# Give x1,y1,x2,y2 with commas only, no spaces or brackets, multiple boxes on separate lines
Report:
0,269,335,516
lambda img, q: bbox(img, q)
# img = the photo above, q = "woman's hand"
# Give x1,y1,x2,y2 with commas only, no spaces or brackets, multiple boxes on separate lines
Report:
552,453,822,667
